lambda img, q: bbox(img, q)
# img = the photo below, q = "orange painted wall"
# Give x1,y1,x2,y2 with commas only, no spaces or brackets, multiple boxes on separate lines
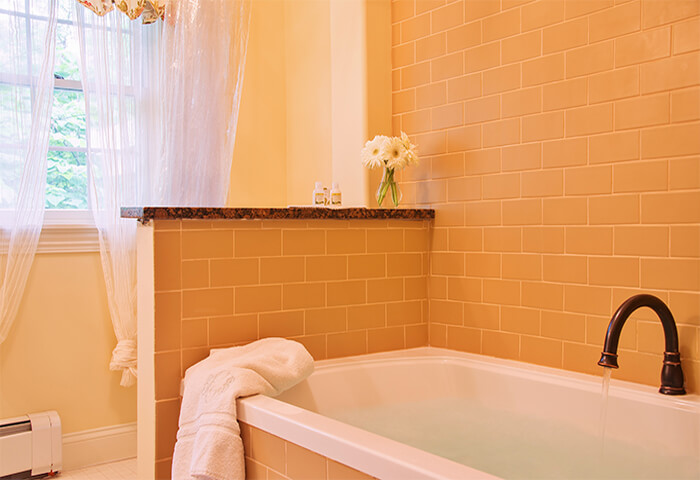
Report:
392,0,700,391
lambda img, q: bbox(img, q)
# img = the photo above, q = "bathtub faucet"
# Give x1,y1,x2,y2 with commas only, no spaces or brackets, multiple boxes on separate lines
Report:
598,294,685,395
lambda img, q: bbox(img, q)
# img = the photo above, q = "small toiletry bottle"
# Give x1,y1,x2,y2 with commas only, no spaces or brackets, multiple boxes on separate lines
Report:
313,182,325,206
330,183,342,207
323,186,330,205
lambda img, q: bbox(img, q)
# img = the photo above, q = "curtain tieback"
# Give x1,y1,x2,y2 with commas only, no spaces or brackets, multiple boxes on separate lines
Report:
110,338,137,387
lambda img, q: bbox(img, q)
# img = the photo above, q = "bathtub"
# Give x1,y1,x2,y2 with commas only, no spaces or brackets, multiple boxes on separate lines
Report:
237,347,700,479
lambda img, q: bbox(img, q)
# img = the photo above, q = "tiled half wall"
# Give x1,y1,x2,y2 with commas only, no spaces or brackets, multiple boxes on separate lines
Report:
151,218,431,476
392,0,699,391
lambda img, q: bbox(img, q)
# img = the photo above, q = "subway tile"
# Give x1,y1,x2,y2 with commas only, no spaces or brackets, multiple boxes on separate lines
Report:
260,257,304,284
565,165,612,195
447,176,481,202
566,226,613,255
402,13,431,42
566,103,613,137
641,0,700,29
483,8,520,42
465,252,501,278
416,82,447,109
393,90,416,114
406,323,430,348
566,41,614,78
251,429,285,473
502,143,541,172
522,0,565,31
564,284,612,315
305,307,347,335
482,173,520,199
616,93,670,131
673,17,700,55
669,291,700,327
403,109,432,134
392,0,414,23
589,131,639,164
521,335,563,368
671,87,700,123
416,33,446,62
447,125,481,152
233,285,281,315
589,0,640,43
259,310,305,338
502,253,542,281
431,2,464,33
388,252,424,276
641,191,700,224
641,123,700,159
483,64,521,95
154,232,181,291
465,95,500,124
446,21,481,52
522,281,564,310
543,78,587,111
464,0,500,21
432,153,465,178
209,314,258,346
501,306,541,335
449,227,483,252
210,258,259,287
523,111,565,142
465,201,502,226
483,227,522,253
431,52,464,82
562,341,601,377
523,53,566,87
502,31,541,65
327,229,366,254
671,226,700,258
282,283,325,310
543,255,588,284
543,138,587,168
183,288,233,318
464,148,501,175
432,103,464,130
327,330,367,358
348,254,386,279
641,51,700,94
588,66,639,104
434,202,465,227
542,17,588,54
181,318,207,348
521,170,564,198
589,194,640,224
416,0,446,15
615,226,669,256
367,229,405,253
182,260,208,289
502,198,543,225
327,280,366,306
616,27,671,68
155,292,181,352
483,118,520,147
235,230,281,257
387,300,423,326
565,0,614,19
431,299,464,324
641,258,700,291
543,197,588,225
522,226,565,254
482,330,520,360
463,302,501,329
368,326,405,353
182,230,233,259
348,303,386,330
446,326,481,353
401,61,431,88
306,255,347,282
589,256,640,287
541,310,586,342
447,74,481,102
464,42,500,74
155,399,180,461
669,157,700,190
286,443,326,480
613,160,668,193
328,460,375,480
155,351,181,401
405,275,429,300
393,43,415,69
502,87,541,119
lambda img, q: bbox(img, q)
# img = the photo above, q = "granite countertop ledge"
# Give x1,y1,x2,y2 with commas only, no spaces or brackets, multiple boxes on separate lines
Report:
120,206,435,223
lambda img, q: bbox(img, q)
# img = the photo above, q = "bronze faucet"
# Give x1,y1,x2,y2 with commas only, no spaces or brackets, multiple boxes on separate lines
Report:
598,294,686,395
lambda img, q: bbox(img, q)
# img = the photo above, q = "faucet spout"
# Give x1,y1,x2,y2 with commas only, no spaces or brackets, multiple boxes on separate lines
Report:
598,294,685,395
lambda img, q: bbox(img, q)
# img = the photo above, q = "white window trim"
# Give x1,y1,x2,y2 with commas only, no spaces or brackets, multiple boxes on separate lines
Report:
40,210,99,253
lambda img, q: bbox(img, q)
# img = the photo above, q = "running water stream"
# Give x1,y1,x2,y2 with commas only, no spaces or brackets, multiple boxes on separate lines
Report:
598,367,613,459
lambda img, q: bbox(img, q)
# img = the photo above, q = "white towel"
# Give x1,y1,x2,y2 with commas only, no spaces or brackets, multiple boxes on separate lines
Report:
171,337,314,480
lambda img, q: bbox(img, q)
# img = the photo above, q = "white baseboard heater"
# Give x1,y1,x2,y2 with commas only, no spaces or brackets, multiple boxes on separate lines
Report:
0,411,62,479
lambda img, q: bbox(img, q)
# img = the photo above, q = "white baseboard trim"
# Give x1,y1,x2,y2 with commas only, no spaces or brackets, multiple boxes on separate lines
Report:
62,422,137,471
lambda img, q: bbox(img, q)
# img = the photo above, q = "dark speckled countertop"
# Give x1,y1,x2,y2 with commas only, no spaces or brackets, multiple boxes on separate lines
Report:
120,206,435,223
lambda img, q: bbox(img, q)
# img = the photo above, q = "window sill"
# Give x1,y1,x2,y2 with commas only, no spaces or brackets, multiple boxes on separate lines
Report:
40,210,99,253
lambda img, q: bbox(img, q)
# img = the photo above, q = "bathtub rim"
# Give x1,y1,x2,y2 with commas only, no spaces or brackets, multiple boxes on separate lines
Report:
237,347,698,479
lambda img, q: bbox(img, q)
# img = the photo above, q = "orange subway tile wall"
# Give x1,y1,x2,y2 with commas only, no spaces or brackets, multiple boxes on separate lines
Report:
393,0,699,391
152,218,431,476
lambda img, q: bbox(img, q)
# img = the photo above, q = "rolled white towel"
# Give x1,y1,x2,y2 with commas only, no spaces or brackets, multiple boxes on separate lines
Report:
172,337,314,480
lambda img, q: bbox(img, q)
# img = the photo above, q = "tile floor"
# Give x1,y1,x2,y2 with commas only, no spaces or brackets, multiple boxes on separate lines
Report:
57,458,137,479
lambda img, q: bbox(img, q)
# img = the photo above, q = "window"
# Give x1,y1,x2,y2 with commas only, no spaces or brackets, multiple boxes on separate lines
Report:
0,1,98,250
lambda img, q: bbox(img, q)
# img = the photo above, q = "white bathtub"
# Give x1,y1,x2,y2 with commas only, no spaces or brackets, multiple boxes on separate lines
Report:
237,347,700,479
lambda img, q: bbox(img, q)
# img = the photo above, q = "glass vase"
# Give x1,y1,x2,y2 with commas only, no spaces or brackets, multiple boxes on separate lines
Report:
376,167,402,208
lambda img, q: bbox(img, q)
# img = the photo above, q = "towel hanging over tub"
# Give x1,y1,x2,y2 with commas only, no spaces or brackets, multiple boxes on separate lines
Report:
172,337,314,480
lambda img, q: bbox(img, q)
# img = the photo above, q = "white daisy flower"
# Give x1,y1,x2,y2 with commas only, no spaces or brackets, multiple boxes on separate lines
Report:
361,135,389,169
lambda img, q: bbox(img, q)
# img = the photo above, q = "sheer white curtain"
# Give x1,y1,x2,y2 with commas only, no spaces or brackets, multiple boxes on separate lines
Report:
0,0,58,345
76,0,251,385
